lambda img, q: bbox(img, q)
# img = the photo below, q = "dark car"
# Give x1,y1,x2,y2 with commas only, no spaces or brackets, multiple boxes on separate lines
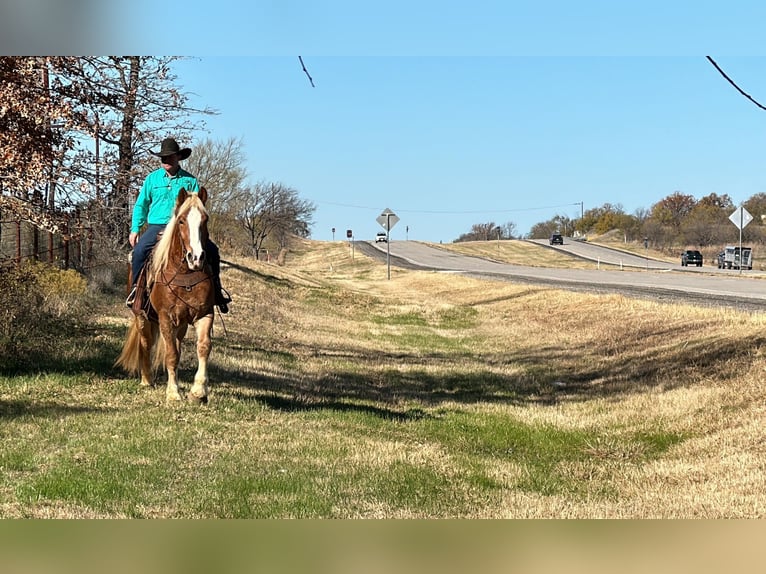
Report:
681,250,703,267
549,233,563,245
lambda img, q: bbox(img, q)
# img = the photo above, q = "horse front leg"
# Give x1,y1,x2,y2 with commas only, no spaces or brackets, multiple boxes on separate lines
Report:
159,319,182,403
189,315,214,405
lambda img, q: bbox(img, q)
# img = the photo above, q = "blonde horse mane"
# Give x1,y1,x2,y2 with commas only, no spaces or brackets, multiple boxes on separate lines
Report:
150,192,208,279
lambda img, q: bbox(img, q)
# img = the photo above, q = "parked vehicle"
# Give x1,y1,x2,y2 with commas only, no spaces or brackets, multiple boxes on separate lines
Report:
717,246,752,270
549,233,563,245
680,250,703,267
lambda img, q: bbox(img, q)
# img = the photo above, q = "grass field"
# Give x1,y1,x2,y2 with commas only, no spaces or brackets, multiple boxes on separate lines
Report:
2,239,766,518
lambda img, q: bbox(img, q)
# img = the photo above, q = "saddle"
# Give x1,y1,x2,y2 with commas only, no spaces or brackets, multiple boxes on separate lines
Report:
131,254,213,321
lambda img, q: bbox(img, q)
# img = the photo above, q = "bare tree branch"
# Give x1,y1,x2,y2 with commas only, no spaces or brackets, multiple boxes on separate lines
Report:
706,56,766,111
298,56,315,88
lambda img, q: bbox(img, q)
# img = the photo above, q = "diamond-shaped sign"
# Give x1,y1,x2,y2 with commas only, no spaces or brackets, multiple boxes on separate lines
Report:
729,206,753,230
376,208,399,231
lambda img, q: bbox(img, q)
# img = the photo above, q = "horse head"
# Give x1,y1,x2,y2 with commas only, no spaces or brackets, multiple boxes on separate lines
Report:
174,187,209,272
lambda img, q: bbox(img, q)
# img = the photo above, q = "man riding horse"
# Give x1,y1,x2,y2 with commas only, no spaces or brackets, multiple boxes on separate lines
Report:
126,138,231,314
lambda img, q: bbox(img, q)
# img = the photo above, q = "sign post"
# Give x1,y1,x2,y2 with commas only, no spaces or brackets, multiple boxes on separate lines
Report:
346,229,354,260
376,208,400,280
729,206,753,275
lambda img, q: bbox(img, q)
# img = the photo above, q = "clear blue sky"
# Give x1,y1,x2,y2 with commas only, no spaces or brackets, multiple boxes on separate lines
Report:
172,55,766,242
7,1,766,242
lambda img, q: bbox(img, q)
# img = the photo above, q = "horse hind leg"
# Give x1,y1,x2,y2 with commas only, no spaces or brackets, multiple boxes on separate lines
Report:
188,316,214,405
138,318,157,387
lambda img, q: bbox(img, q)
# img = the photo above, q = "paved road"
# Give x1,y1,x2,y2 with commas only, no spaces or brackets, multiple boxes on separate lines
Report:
357,239,766,309
527,238,670,270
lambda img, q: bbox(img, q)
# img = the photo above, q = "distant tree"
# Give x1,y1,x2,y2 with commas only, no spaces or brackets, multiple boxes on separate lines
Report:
454,222,501,242
500,221,517,239
649,191,697,231
681,205,727,246
697,192,734,210
679,193,733,246
528,220,559,239
233,181,315,260
744,193,766,225
184,136,248,246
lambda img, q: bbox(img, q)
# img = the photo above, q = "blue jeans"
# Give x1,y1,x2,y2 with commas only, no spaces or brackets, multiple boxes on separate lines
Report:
131,224,221,286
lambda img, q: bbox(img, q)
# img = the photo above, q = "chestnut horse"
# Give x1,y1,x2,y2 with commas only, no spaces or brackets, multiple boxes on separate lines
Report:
116,187,215,404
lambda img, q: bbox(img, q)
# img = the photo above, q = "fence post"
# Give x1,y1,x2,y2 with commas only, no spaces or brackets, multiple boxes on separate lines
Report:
15,220,21,264
63,217,69,270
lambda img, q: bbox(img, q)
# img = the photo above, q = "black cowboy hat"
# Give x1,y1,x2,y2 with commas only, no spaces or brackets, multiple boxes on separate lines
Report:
151,137,192,160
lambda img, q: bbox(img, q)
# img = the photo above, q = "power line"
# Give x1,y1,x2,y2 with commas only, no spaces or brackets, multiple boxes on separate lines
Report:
313,199,581,215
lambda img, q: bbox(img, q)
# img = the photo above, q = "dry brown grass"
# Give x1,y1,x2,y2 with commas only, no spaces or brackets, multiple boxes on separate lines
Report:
212,239,766,517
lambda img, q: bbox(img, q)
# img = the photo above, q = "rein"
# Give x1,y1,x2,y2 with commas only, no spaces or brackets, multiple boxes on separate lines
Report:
154,205,212,314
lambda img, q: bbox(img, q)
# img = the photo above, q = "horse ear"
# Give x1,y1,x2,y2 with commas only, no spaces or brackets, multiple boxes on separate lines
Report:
198,187,208,205
176,187,188,208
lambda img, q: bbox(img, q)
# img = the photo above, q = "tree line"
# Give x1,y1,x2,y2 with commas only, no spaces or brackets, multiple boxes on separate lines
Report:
459,191,766,250
0,56,314,270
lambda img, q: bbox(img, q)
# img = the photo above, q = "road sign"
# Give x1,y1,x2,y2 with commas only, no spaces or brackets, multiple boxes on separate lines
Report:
729,206,753,230
376,208,399,231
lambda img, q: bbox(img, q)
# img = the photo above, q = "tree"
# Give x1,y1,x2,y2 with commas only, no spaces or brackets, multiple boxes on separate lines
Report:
184,137,249,247
528,220,559,239
50,57,216,246
0,57,79,233
454,222,505,242
743,193,766,225
649,191,697,230
0,58,73,193
233,181,315,260
680,193,734,246
500,221,517,239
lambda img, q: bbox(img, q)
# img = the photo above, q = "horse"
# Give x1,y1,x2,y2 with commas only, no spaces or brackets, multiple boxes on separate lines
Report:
115,187,215,404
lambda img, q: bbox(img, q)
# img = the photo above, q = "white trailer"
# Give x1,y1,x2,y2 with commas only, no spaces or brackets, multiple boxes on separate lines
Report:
717,246,752,270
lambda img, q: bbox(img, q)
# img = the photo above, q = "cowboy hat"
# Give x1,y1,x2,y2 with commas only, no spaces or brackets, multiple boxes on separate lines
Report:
151,137,191,160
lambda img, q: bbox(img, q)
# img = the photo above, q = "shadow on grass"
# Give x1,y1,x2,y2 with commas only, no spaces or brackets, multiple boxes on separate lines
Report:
0,322,127,379
208,325,765,412
222,259,294,287
230,390,430,421
0,399,111,419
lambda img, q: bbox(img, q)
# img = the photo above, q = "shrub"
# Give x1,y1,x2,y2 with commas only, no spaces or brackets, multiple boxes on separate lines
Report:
0,262,87,365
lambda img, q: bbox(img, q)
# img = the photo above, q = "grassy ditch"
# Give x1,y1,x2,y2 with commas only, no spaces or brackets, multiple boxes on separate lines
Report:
2,240,766,517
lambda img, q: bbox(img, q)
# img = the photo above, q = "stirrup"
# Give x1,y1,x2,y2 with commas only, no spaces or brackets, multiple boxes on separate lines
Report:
125,286,137,308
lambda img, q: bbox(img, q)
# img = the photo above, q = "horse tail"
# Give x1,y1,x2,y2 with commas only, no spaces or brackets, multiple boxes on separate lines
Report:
115,317,142,374
151,327,166,373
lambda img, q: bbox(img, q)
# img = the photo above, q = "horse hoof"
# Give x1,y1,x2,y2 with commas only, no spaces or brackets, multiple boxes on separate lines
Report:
188,393,208,405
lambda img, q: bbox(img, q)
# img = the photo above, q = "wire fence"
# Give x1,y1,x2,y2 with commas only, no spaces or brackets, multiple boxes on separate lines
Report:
0,217,95,272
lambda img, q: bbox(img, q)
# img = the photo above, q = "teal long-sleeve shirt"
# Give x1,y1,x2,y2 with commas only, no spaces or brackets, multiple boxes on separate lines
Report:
131,167,200,233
